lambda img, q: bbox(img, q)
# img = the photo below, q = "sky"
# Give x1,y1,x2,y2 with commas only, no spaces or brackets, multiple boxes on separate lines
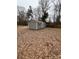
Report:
17,0,60,22
17,0,39,10
17,0,54,15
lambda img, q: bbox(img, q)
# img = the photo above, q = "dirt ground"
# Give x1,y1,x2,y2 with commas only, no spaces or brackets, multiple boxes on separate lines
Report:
17,26,61,59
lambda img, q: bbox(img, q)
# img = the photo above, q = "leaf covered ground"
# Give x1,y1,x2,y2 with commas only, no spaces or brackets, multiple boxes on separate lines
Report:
17,26,61,59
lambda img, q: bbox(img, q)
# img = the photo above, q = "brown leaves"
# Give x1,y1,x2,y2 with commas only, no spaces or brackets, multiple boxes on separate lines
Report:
17,26,61,59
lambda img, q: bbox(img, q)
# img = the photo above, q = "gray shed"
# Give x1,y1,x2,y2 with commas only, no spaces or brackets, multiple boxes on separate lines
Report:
28,20,46,29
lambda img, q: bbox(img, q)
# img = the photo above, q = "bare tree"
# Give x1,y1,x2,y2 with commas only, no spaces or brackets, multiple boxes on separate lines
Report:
33,6,42,20
52,0,61,24
39,0,51,23
37,7,42,20
17,6,27,25
32,8,38,20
